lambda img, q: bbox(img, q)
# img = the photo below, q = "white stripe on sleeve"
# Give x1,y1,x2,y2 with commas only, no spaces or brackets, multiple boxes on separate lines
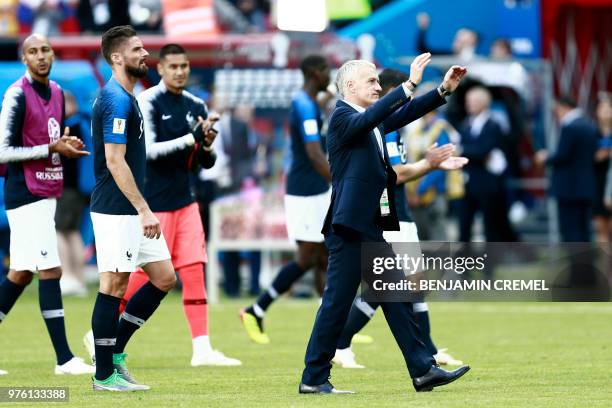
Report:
0,86,49,163
137,86,195,160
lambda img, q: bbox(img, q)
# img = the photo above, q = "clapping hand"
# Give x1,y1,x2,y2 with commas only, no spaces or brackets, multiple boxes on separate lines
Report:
203,113,220,146
62,127,85,149
49,127,89,158
193,114,219,147
425,143,454,167
425,143,468,170
438,156,469,170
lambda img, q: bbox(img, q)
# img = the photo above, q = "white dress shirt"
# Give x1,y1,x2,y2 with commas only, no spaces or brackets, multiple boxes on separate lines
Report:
560,108,582,127
469,110,491,137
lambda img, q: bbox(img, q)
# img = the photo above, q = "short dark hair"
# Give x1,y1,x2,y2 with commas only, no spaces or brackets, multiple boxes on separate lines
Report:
159,43,186,60
300,55,328,77
101,25,137,64
379,68,408,94
556,94,577,109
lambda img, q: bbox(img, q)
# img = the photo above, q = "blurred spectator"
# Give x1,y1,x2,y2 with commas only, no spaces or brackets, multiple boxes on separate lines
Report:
216,103,262,297
490,38,513,60
130,0,161,32
18,0,76,35
217,0,269,33
405,86,464,241
536,95,598,242
234,0,266,32
220,103,259,192
56,91,94,296
194,93,231,240
459,86,516,242
0,0,18,60
416,12,479,61
0,0,18,36
214,0,252,33
75,0,130,33
594,94,612,241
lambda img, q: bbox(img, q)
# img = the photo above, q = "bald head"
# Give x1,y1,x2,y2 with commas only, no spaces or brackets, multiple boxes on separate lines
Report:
21,34,54,83
465,86,491,116
22,34,51,54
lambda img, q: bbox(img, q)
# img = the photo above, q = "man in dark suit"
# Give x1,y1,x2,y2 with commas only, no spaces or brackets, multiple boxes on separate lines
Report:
536,96,598,242
299,54,470,394
459,86,516,242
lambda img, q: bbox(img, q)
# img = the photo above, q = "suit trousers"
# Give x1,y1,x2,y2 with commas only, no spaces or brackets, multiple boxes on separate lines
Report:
557,200,592,242
459,187,516,242
301,231,434,385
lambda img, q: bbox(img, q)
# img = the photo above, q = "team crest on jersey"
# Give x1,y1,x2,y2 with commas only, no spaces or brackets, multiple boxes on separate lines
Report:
48,117,61,165
48,117,60,141
186,111,194,124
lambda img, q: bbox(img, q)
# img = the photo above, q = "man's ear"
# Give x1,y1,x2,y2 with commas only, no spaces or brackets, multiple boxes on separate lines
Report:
111,53,121,65
346,79,354,94
157,62,163,76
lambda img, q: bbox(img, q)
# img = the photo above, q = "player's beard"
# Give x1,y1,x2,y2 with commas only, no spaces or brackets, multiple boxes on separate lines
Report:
126,64,148,78
31,62,52,78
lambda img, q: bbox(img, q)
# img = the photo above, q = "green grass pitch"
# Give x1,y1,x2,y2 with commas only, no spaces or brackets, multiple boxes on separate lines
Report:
1,286,611,407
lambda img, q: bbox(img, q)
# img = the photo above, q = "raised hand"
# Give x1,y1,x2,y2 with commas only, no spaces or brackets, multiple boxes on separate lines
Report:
408,52,432,86
442,65,468,93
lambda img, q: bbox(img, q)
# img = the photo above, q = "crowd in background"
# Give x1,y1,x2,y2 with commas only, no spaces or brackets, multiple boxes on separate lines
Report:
0,0,272,36
0,3,610,297
0,0,399,37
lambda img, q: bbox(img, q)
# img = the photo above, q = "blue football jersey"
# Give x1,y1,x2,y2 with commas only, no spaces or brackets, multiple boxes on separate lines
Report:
385,130,413,223
286,90,329,196
91,78,146,215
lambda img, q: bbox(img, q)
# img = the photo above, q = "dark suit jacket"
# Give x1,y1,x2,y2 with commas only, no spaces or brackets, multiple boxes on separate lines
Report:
460,116,505,196
548,115,598,202
322,86,446,240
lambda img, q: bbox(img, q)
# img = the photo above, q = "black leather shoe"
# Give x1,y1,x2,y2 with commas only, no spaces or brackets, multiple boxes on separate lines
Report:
412,364,470,392
299,381,355,394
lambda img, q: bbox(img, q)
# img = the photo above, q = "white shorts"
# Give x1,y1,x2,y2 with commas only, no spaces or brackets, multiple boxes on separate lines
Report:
6,198,60,272
384,222,423,275
383,221,420,243
91,212,171,273
284,189,331,243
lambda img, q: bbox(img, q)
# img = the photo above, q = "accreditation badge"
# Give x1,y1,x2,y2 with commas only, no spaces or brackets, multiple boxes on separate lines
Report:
380,188,390,217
